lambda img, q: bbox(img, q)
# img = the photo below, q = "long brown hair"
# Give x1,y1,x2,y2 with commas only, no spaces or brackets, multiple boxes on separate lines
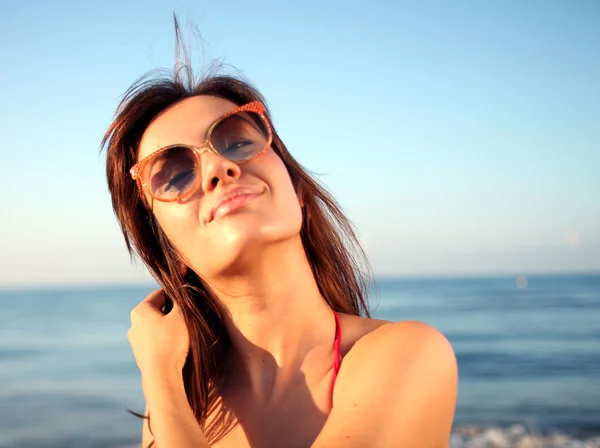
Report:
101,21,372,445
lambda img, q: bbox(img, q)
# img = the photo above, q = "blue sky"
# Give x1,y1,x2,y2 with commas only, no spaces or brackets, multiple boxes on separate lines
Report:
1,0,598,287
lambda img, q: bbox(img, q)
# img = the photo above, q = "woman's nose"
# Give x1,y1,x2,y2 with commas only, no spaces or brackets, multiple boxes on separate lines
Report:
200,151,242,193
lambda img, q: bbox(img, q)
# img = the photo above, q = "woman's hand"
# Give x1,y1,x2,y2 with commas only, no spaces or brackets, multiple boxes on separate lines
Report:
129,292,209,448
128,289,190,380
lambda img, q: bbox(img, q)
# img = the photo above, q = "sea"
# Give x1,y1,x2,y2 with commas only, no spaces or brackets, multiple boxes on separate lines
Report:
1,274,599,448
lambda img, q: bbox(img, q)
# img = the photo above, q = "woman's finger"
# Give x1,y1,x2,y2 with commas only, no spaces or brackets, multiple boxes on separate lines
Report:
130,290,167,323
165,299,185,322
143,289,167,309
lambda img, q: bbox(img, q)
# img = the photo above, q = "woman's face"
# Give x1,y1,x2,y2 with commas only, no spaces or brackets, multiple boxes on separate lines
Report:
137,95,303,278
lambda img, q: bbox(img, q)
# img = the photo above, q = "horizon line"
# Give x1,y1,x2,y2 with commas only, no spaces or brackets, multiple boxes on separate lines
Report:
1,269,599,292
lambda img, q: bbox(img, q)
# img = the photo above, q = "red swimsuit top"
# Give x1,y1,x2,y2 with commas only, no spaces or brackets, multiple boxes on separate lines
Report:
331,311,342,402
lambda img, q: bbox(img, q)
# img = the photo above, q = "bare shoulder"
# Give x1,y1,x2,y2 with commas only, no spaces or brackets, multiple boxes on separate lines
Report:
336,313,391,353
314,315,457,447
334,313,457,408
338,313,454,360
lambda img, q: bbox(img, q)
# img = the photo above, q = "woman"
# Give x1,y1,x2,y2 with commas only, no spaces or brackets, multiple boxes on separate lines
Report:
101,37,457,448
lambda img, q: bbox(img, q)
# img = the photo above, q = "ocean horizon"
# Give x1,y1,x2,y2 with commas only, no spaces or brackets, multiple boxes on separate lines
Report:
1,273,599,447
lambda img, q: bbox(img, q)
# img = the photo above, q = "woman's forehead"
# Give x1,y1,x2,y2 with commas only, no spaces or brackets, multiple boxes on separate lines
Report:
137,95,238,161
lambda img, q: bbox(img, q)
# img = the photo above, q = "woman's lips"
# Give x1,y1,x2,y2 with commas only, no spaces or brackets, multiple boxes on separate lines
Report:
211,193,261,222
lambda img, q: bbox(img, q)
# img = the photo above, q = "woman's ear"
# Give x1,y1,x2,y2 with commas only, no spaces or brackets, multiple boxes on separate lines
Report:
177,260,189,277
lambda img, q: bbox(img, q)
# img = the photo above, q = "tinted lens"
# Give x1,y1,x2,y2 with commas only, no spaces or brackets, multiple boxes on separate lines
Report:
143,146,198,200
210,111,269,161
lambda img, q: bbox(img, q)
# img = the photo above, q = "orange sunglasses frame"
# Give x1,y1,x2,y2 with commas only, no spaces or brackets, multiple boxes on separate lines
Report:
129,101,273,202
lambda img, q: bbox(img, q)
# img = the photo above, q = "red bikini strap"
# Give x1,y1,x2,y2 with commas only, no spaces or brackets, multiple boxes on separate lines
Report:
331,311,342,403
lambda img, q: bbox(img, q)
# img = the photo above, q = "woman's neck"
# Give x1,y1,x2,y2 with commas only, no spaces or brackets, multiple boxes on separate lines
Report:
206,238,336,399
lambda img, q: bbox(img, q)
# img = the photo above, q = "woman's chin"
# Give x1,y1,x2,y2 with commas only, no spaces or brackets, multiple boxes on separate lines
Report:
195,230,300,278
216,211,299,244
221,227,297,253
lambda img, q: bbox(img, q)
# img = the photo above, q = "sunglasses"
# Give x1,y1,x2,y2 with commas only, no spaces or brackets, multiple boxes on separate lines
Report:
130,101,273,202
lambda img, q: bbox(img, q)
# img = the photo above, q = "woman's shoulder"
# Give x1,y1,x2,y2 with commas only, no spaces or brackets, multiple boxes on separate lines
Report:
316,316,457,446
337,313,456,388
339,313,451,354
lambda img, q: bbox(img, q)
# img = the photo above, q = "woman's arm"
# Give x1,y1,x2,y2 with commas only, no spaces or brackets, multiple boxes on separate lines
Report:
312,320,458,448
128,289,209,448
142,371,209,448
